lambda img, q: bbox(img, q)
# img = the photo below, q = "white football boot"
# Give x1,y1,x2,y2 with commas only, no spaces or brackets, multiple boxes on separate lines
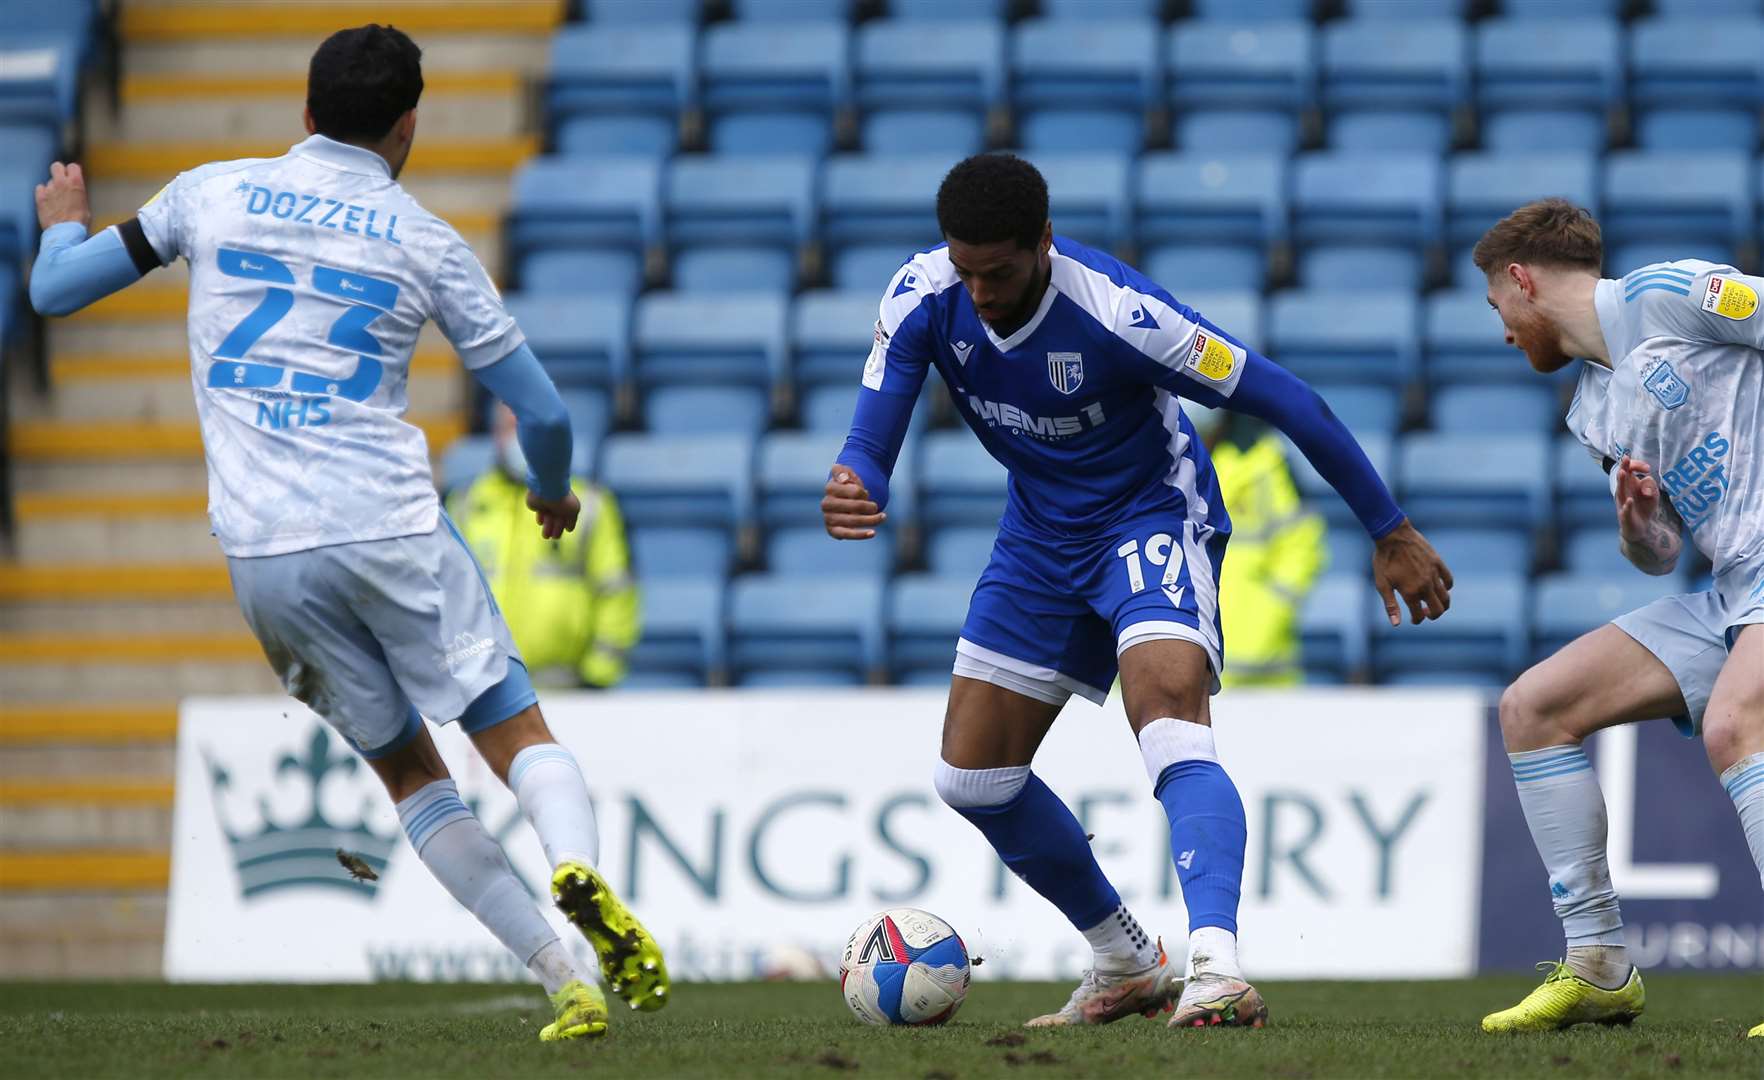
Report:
1168,972,1269,1029
1024,942,1181,1027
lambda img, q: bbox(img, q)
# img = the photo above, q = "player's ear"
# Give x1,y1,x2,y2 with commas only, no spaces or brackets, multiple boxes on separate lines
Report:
397,108,417,144
1508,262,1532,299
1039,219,1052,250
303,107,316,136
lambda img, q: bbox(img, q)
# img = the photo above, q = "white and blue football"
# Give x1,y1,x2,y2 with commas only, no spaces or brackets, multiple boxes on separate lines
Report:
839,907,970,1026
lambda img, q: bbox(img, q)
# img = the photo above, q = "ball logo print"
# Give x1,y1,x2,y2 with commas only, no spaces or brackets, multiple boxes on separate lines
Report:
840,908,970,1026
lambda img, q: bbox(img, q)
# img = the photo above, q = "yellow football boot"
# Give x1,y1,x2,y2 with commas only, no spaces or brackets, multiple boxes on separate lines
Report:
1482,961,1644,1033
539,979,607,1042
1748,1020,1763,1038
552,861,671,1011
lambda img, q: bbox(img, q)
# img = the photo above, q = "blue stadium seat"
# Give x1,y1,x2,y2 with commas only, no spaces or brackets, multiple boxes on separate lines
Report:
599,433,756,530
0,34,79,134
1370,572,1528,684
710,114,833,156
1192,0,1314,16
1399,432,1551,535
1531,573,1686,662
1446,153,1598,266
728,574,885,684
625,576,725,688
1425,527,1533,576
799,383,933,436
554,115,677,159
1481,111,1608,154
629,527,734,580
1423,291,1524,387
1024,152,1132,251
1044,0,1163,14
1315,383,1401,438
632,291,788,390
731,0,856,18
1299,575,1368,683
508,156,662,262
832,244,913,290
1655,0,1764,11
1561,527,1635,578
439,435,495,497
1267,290,1420,386
672,248,797,293
1328,112,1452,153
643,386,770,437
0,124,55,176
1322,522,1373,574
701,21,849,154
1602,152,1754,254
890,0,1007,17
918,431,1007,528
1292,153,1443,252
559,389,612,452
579,0,700,21
1320,20,1468,119
1608,242,1734,276
664,155,817,253
1182,290,1265,352
1346,0,1468,13
887,573,974,683
504,294,631,389
925,526,997,580
1630,17,1764,151
519,250,643,297
768,525,893,577
1288,433,1393,528
1141,246,1266,293
856,19,1003,157
1429,383,1560,435
545,23,694,137
1293,246,1422,290
793,290,878,388
1501,0,1620,12
1135,152,1287,249
1173,110,1300,155
862,111,984,155
1474,18,1621,151
1635,109,1759,152
1012,19,1161,154
757,431,849,526
1168,21,1313,114
822,154,951,256
1554,435,1616,532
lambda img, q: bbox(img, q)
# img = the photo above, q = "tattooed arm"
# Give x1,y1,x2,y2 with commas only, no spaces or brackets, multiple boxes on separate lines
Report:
1614,455,1683,576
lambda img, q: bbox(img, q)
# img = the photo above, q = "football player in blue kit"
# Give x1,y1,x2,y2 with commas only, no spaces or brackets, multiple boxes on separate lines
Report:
823,154,1454,1029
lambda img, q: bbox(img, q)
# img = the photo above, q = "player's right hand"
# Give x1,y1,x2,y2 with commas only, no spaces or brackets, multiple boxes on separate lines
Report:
822,464,884,540
1614,455,1662,540
527,489,581,540
35,161,91,231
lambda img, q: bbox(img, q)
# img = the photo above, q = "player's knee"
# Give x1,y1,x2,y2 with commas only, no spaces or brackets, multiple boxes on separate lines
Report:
1701,709,1758,774
1498,676,1576,751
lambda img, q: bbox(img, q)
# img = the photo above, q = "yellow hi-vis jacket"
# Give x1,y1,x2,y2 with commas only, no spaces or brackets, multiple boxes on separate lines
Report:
448,472,639,689
1211,435,1327,687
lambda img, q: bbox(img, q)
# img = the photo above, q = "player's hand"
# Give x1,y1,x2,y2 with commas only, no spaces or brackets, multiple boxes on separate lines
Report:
1614,455,1662,541
527,489,580,540
1372,519,1453,626
35,161,91,231
822,464,884,540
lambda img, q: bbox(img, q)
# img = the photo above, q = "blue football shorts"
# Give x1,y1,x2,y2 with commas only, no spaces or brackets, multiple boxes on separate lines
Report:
954,513,1228,706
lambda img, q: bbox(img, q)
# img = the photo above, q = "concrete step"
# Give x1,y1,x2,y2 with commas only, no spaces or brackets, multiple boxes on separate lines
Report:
1,804,173,851
0,705,179,746
0,850,170,890
8,413,465,462
0,893,165,978
13,460,210,494
0,597,243,635
125,34,551,77
0,562,231,602
0,654,279,703
120,0,562,42
11,512,216,565
0,750,174,781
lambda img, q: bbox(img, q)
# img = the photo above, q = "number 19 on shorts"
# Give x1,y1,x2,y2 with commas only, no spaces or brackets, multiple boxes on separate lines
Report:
1116,532,1184,595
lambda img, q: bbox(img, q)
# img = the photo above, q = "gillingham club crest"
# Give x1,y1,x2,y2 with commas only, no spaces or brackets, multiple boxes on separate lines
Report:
1047,352,1084,395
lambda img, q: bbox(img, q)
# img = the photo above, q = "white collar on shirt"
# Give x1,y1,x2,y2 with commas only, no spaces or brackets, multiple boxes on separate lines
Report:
291,133,392,179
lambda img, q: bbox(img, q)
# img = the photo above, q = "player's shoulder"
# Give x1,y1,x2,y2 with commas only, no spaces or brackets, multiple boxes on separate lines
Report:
154,154,285,204
1049,236,1197,334
1617,258,1758,333
876,243,960,328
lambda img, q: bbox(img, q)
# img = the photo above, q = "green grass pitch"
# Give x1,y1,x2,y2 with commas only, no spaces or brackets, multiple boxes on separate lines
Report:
2,977,1759,1078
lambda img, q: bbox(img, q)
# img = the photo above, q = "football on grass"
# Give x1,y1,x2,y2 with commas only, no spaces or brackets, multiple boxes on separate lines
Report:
839,908,970,1026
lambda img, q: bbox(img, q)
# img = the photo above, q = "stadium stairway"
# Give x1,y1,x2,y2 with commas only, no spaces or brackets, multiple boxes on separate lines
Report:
0,0,563,977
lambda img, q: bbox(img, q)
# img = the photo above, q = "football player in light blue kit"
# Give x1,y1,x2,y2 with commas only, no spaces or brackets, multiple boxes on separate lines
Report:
28,25,665,1041
822,155,1455,1029
1473,199,1764,1037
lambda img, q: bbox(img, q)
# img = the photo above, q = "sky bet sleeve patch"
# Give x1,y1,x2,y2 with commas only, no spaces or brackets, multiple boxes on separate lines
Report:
1700,274,1758,321
1184,330,1241,382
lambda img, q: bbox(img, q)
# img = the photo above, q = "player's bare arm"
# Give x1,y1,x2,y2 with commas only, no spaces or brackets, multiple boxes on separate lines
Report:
821,465,884,540
34,160,91,231
1372,520,1454,626
1614,455,1682,576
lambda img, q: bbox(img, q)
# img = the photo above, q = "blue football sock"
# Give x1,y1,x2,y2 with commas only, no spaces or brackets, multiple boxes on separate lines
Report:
937,764,1121,933
1155,759,1247,936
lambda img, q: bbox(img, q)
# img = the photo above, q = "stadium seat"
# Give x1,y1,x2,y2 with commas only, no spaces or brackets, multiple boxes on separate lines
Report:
504,294,631,389
1369,572,1528,683
1168,21,1313,114
1141,246,1266,294
890,0,1008,17
1654,0,1764,12
643,386,770,437
0,34,79,135
767,525,893,577
1531,573,1687,662
559,389,613,454
1012,19,1161,154
1429,384,1560,435
757,431,849,527
1293,246,1422,290
856,19,1004,156
1561,527,1638,578
1291,153,1443,252
1608,242,1734,277
1182,290,1264,352
507,156,662,262
1399,432,1551,536
1554,435,1616,532
1267,290,1420,386
1327,112,1451,153
1287,433,1392,529
1191,0,1314,17
629,527,734,581
1601,152,1754,255
632,291,788,390
731,0,856,18
519,250,644,297
1173,110,1300,155
1423,291,1523,387
862,111,985,155
887,573,975,683
1635,109,1759,152
1043,0,1163,14
1481,111,1608,154
1630,17,1764,151
545,24,693,141
925,526,997,580
700,21,849,155
728,574,886,684
625,576,725,688
1320,20,1468,120
710,114,833,156
822,155,951,256
793,290,878,388
1135,153,1287,249
1445,153,1599,267
1322,523,1373,575
580,0,700,21
1300,575,1368,682
664,155,818,253
1314,383,1401,438
672,248,797,293
0,124,55,176
1346,0,1469,13
832,245,913,291
1474,18,1621,152
1501,0,1620,13
918,431,1007,528
1425,527,1533,576
438,435,495,497
1024,152,1132,251
798,383,934,436
599,433,756,531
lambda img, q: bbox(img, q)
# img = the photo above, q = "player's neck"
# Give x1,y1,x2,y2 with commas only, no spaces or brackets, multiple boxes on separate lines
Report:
1548,272,1609,367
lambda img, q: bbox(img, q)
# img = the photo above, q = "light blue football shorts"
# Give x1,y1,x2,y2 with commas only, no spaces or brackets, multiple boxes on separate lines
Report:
1612,559,1764,736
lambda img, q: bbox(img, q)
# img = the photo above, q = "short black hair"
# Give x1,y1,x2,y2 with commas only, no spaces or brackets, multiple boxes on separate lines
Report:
306,24,424,144
936,153,1049,250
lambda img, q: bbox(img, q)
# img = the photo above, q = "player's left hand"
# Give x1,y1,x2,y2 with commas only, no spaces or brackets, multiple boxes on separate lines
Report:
527,489,581,540
1372,519,1453,626
35,161,91,231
